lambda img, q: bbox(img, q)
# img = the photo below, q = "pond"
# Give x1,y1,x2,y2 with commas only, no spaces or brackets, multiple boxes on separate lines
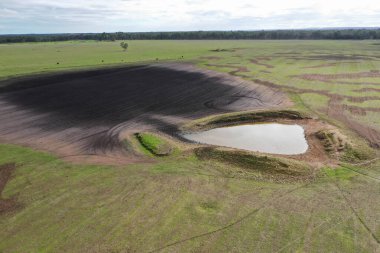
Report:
182,123,308,155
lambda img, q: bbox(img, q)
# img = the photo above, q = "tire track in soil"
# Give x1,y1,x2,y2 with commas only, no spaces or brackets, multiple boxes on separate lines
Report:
339,164,380,182
148,183,311,253
276,174,380,252
333,181,380,245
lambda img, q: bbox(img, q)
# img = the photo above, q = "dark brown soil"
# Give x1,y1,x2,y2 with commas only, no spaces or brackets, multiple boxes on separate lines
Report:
0,63,289,163
0,163,18,214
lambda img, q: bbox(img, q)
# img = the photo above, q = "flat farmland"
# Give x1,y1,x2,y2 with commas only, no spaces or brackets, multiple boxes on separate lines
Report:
0,40,379,252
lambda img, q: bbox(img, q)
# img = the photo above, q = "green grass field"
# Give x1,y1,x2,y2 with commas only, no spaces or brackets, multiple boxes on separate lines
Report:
0,40,379,252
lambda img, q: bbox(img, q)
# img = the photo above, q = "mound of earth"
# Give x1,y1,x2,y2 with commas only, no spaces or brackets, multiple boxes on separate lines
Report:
0,63,289,163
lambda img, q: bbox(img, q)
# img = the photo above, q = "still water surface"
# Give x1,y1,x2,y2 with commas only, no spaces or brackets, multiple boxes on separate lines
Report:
183,123,308,155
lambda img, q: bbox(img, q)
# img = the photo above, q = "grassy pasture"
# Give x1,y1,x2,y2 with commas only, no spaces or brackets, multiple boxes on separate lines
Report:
1,144,380,252
0,40,221,78
0,40,380,252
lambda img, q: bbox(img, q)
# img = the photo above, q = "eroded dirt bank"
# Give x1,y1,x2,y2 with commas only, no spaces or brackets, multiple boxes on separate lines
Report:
0,63,290,163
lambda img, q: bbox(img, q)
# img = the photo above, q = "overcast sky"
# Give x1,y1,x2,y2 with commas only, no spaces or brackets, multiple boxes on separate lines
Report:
1,0,380,34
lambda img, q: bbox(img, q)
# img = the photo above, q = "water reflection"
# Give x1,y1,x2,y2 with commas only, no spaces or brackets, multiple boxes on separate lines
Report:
183,123,308,155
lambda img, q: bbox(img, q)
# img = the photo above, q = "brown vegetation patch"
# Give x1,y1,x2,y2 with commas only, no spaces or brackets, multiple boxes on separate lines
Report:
257,57,272,61
353,88,380,93
303,63,338,69
230,67,249,76
194,147,315,182
335,81,380,86
0,163,18,214
346,105,380,114
249,78,380,148
295,70,380,82
250,59,274,68
209,48,236,52
328,96,380,148
345,96,380,103
315,130,346,155
344,106,368,116
204,63,249,76
288,54,372,61
274,52,301,55
303,62,359,69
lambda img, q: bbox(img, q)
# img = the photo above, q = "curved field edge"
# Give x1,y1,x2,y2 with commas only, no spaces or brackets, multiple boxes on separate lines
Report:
180,109,308,132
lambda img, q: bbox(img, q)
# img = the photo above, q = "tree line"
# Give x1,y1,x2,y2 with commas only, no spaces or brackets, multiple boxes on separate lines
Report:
1,29,380,43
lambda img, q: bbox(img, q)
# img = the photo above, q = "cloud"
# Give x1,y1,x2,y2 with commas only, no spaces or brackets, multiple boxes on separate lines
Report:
1,0,380,34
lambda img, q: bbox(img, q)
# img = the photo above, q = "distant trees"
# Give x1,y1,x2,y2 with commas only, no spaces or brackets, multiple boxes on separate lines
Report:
2,29,380,44
120,41,129,51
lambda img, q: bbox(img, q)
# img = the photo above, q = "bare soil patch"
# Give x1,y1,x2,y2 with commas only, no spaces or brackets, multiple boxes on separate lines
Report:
295,70,380,81
0,63,289,164
288,54,372,61
328,96,380,148
0,163,18,214
204,63,249,76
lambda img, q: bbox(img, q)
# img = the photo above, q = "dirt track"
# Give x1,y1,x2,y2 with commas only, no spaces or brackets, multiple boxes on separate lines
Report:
0,63,289,163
